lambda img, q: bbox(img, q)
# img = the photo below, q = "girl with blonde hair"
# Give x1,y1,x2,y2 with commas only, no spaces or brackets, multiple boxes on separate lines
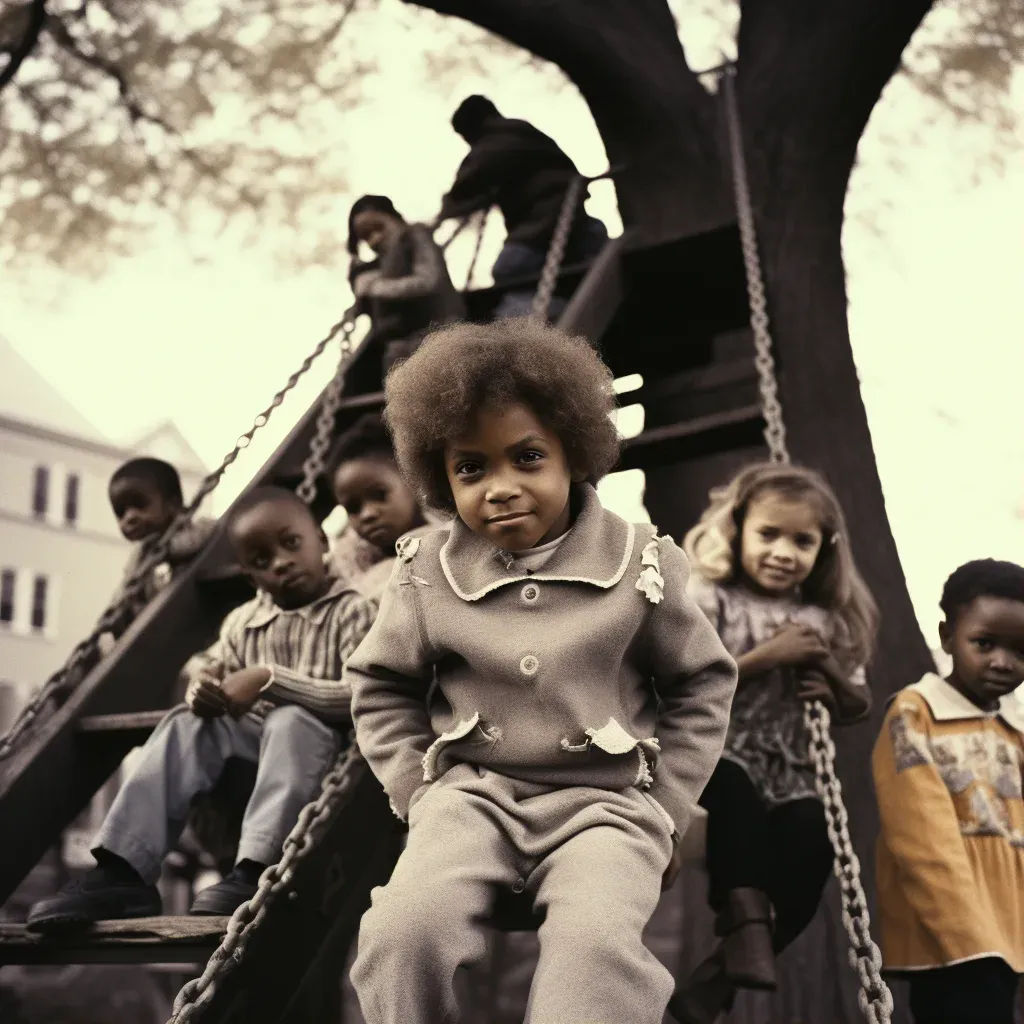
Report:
672,462,879,1024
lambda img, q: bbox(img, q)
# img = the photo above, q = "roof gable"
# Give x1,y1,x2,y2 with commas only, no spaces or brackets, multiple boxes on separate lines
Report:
0,335,108,444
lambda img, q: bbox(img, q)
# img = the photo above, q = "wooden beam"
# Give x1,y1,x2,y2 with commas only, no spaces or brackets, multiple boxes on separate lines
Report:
0,916,227,966
619,404,765,472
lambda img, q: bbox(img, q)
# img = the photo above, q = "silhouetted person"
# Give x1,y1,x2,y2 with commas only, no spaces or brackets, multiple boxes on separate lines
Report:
438,96,607,319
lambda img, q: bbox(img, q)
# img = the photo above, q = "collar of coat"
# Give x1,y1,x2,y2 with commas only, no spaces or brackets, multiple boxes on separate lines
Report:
439,484,636,602
244,574,356,630
904,671,1024,735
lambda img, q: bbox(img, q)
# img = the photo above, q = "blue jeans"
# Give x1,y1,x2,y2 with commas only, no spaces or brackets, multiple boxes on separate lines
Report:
93,704,340,882
492,216,608,320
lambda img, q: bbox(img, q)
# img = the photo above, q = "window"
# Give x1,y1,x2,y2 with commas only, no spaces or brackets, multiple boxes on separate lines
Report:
32,466,49,520
65,473,80,527
31,575,47,632
0,570,14,625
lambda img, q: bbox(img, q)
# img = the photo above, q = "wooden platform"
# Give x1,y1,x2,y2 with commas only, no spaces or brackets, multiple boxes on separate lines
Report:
0,915,228,965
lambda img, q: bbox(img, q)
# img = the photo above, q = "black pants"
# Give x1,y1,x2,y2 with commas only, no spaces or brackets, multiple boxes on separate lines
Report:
698,759,834,952
908,958,1019,1024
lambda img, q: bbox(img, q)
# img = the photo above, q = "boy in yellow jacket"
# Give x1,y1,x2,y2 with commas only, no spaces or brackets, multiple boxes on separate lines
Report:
872,559,1024,1024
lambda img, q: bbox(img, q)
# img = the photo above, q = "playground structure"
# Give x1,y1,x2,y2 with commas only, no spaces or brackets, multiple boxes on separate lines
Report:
0,46,942,1024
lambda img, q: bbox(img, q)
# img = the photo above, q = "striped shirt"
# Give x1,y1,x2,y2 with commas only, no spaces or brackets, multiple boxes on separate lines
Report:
185,576,376,722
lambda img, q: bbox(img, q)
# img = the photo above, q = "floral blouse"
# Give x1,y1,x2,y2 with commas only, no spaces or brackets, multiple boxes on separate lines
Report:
689,574,865,806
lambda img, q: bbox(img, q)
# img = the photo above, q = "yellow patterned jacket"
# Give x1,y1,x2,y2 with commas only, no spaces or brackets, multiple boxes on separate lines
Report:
872,672,1024,973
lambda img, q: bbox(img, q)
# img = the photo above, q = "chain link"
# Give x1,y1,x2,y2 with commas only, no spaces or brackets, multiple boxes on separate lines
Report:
169,740,365,1024
463,208,488,291
805,702,894,1024
721,68,787,464
531,175,585,322
0,307,359,763
296,316,359,503
721,64,892,1022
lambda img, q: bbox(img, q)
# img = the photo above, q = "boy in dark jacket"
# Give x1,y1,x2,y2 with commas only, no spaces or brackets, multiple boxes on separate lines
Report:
437,95,607,318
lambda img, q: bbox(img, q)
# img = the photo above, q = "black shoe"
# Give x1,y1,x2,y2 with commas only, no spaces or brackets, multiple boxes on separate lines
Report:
189,866,259,916
26,868,161,933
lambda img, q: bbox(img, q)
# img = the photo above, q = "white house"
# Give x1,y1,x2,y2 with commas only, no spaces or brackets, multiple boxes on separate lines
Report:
0,335,210,731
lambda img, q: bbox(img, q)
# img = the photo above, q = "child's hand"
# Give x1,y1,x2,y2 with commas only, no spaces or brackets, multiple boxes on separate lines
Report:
220,667,273,716
662,840,685,891
352,270,381,298
795,671,838,711
189,673,230,719
763,624,828,669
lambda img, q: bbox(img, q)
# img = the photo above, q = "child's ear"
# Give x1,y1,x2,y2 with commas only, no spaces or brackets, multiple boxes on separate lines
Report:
937,619,953,655
570,467,589,483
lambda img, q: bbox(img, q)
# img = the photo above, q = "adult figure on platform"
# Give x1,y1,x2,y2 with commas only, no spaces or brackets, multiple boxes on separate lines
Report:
437,95,608,320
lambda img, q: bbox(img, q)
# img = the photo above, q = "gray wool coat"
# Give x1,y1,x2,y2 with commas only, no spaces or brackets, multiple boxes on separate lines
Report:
345,485,738,838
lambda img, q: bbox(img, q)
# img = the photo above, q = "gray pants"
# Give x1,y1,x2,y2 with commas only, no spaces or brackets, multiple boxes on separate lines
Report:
93,704,341,883
352,763,675,1024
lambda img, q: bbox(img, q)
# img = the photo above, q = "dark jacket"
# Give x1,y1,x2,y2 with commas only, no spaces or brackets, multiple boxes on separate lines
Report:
439,117,583,249
354,223,465,346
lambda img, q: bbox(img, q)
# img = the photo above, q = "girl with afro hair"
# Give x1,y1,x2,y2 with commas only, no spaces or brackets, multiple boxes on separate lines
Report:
344,317,738,1024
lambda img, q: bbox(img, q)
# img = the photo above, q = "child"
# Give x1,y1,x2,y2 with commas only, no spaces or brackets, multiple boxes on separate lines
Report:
347,194,465,390
672,463,878,1024
344,319,738,1024
873,559,1024,1024
27,487,376,930
106,457,216,619
326,412,436,605
56,458,216,700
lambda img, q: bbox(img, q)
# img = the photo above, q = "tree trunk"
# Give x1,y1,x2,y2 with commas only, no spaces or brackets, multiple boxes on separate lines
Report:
405,0,733,242
403,0,937,1018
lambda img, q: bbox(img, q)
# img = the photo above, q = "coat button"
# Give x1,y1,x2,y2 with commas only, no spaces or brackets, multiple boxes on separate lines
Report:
521,583,539,602
511,877,526,894
519,655,539,677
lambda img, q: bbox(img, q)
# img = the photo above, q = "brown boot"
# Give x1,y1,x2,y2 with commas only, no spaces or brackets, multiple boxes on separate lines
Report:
668,948,736,1024
715,887,777,990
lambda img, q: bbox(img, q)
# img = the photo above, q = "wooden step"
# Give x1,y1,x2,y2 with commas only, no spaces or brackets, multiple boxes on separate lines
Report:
77,710,169,746
0,915,228,966
619,403,765,471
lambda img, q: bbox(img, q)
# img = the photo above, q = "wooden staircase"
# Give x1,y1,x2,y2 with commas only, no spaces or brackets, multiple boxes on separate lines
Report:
0,223,762,1023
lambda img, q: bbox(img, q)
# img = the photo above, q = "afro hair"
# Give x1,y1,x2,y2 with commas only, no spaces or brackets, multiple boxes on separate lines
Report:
383,318,621,513
940,559,1024,624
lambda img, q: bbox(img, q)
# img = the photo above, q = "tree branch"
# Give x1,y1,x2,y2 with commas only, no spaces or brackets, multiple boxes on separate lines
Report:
46,15,176,134
0,0,48,92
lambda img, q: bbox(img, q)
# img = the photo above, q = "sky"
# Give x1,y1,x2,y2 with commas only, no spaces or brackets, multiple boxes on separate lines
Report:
1,0,1021,648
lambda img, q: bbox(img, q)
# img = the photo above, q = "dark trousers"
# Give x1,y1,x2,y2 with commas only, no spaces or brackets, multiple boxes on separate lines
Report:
908,958,1019,1024
698,759,834,952
491,216,608,320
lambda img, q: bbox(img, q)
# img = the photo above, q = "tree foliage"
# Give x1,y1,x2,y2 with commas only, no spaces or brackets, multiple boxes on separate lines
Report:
0,0,368,273
0,0,1019,275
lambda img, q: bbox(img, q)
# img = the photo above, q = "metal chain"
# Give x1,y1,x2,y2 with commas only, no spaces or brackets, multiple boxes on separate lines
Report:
721,67,787,464
531,175,585,322
296,315,359,503
0,307,358,762
805,703,894,1024
463,208,488,290
169,740,364,1024
720,64,893,1023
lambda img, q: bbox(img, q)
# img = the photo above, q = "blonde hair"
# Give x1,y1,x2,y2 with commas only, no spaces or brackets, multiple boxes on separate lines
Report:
683,462,879,669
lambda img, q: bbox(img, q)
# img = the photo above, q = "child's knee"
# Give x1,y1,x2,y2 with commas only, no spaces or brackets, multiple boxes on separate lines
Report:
359,881,472,967
262,703,332,742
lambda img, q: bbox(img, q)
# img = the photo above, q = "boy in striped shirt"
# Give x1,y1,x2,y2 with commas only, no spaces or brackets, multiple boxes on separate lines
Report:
28,487,376,931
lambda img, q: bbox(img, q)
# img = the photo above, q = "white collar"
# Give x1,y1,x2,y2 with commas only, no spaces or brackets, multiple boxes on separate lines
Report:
905,672,1024,735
